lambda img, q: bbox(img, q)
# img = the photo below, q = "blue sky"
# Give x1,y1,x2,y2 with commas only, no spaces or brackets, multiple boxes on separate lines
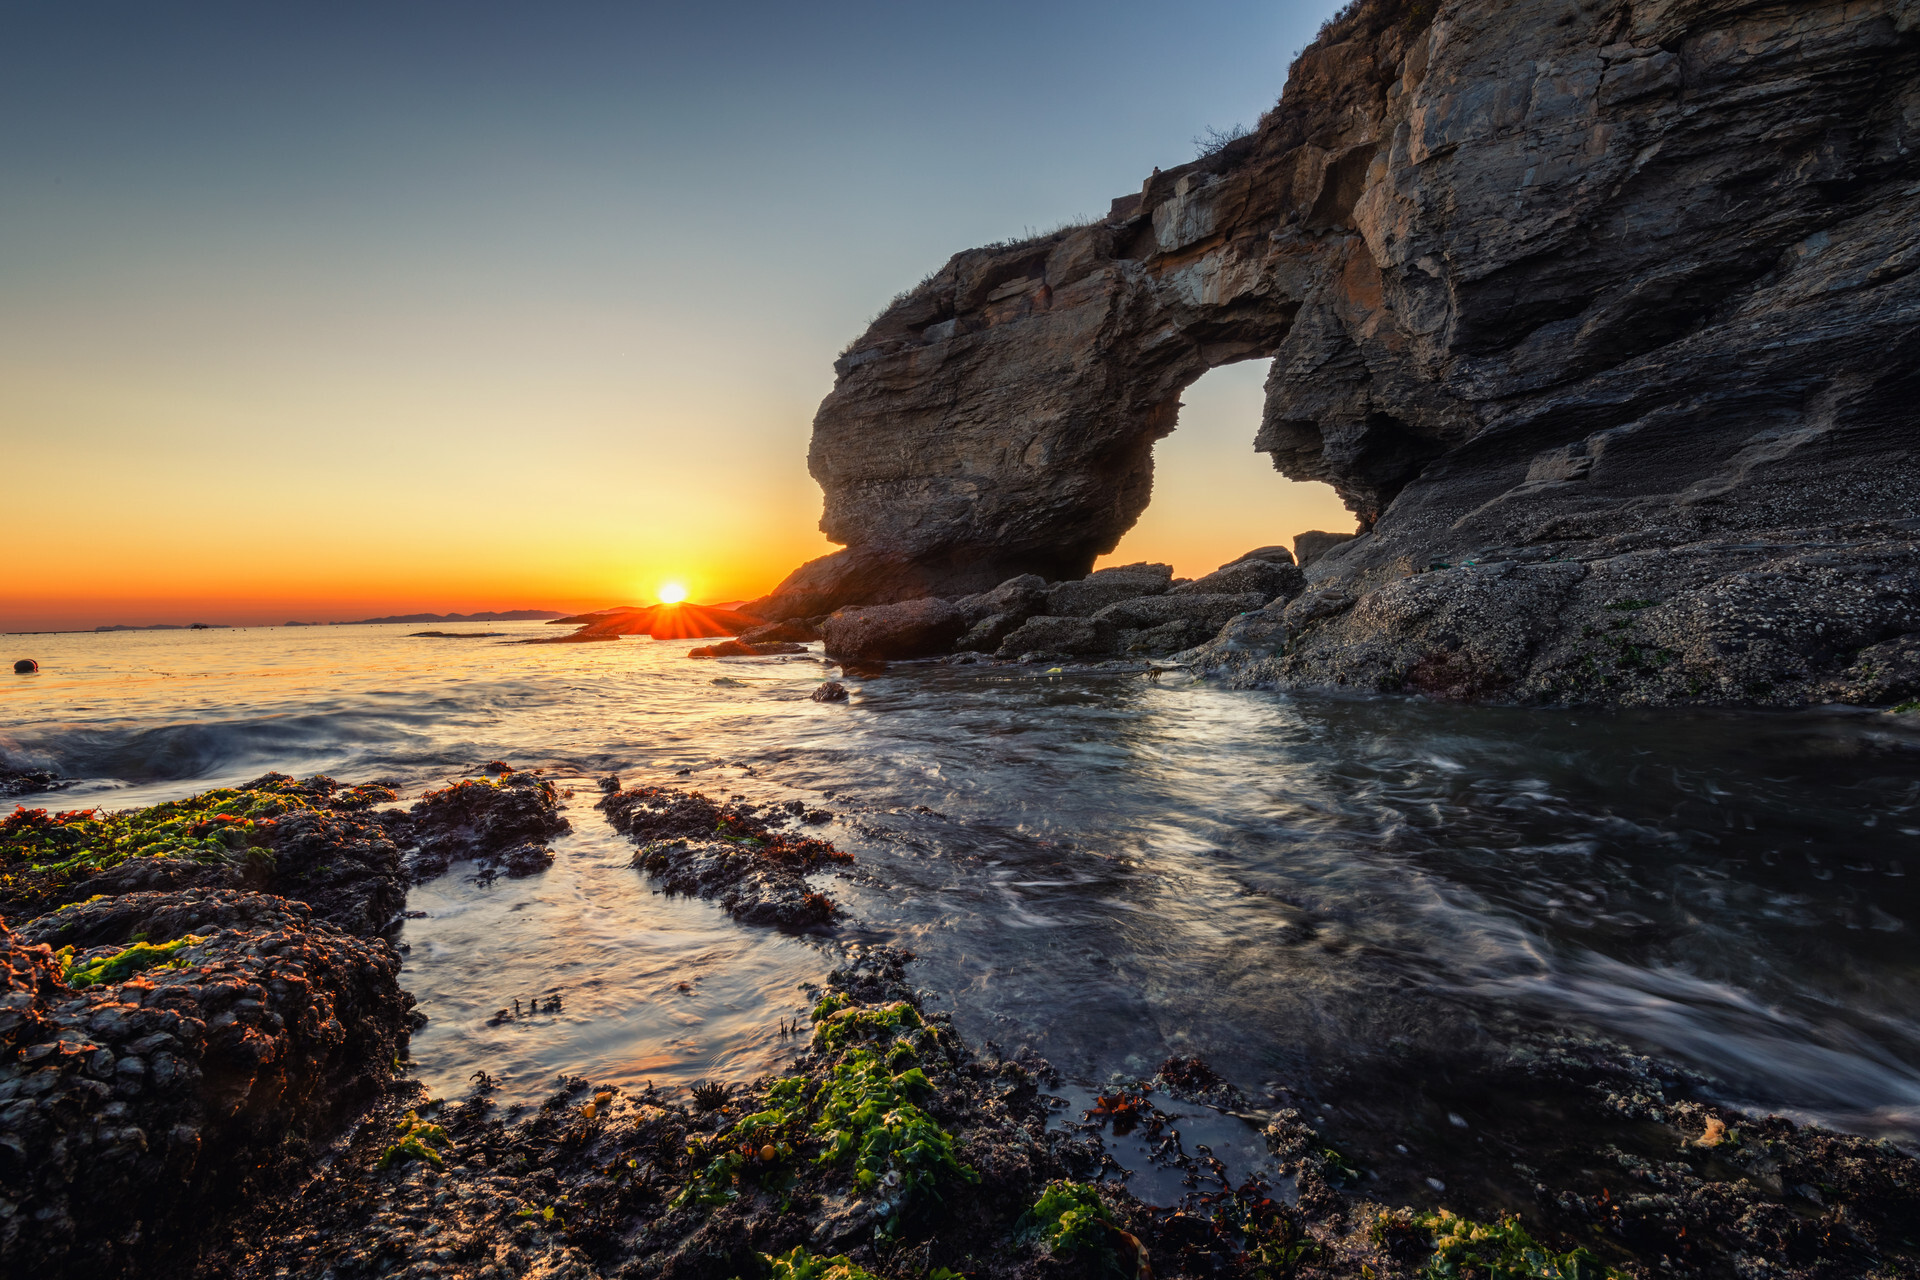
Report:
0,1,1349,627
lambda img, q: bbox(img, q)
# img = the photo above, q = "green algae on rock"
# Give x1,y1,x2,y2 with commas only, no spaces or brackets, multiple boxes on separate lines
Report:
54,931,204,988
378,1109,455,1171
1399,1209,1624,1280
764,1245,889,1280
0,772,408,929
1018,1180,1112,1256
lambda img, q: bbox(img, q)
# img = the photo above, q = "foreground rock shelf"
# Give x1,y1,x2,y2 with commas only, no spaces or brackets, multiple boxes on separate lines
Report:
748,0,1920,709
6,774,1919,1279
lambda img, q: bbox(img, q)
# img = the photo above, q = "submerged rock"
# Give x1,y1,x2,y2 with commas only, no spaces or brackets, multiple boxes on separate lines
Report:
176,939,1920,1280
0,765,61,800
687,639,809,658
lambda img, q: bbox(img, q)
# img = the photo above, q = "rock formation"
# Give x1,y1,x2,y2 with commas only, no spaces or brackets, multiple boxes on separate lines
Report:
756,0,1920,705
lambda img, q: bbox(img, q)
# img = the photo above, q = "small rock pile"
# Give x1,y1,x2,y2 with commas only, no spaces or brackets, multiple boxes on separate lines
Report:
813,549,1307,666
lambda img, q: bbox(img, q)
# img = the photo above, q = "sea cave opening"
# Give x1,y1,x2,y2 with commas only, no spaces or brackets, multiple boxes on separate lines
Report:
1096,358,1353,578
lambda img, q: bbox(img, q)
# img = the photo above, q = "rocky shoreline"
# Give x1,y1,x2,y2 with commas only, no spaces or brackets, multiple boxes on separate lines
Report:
744,539,1920,713
5,772,1918,1279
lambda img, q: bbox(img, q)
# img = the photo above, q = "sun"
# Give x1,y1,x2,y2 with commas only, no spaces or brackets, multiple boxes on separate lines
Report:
657,582,689,604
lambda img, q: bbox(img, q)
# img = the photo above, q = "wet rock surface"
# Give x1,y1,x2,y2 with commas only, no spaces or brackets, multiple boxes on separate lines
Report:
384,770,571,883
0,767,577,1277
687,640,810,658
599,785,851,930
175,945,1920,1280
0,890,409,1279
0,772,407,931
752,0,1920,708
738,619,824,645
0,766,62,800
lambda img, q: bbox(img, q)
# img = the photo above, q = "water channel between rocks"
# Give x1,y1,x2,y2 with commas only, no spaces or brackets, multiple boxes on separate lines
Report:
6,622,1919,1201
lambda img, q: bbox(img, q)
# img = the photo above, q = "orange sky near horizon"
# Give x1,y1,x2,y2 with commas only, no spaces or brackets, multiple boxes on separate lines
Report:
4,359,1351,634
0,2,1356,636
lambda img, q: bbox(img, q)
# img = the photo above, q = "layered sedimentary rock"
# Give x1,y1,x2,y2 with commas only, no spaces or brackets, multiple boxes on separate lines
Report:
759,0,1920,705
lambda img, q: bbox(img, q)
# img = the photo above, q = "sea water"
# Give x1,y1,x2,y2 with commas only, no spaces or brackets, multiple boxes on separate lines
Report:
4,621,1918,1158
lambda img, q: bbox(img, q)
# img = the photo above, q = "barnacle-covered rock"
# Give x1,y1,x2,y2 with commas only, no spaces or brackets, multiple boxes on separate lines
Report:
0,888,409,1278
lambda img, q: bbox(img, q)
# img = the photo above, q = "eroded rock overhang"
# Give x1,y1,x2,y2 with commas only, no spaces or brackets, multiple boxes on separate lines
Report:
753,0,1920,704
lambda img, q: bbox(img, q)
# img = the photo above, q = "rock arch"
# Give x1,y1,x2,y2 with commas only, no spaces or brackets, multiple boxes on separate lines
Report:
758,2,1456,619
751,0,1920,711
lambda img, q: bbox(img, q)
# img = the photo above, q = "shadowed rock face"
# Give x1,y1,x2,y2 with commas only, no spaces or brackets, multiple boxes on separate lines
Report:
755,0,1920,704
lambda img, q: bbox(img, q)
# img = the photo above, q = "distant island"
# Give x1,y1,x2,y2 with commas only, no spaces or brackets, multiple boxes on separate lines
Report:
297,610,566,626
95,622,228,632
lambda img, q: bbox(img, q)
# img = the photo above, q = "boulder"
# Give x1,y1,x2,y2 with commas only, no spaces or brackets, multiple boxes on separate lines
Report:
1292,531,1356,568
1093,592,1268,633
1203,598,1295,656
810,680,849,703
738,619,821,644
952,574,1049,626
956,613,1025,653
1169,558,1304,603
1122,620,1200,654
11,659,36,674
1222,546,1296,567
821,597,965,661
993,615,1113,659
1046,563,1173,617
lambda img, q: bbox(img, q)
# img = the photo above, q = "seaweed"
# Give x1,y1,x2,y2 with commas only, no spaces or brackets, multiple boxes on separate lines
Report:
670,997,973,1217
1020,1180,1111,1254
764,1245,888,1280
55,933,204,988
1411,1209,1624,1280
377,1110,454,1171
1,780,324,879
811,998,927,1056
812,1048,975,1203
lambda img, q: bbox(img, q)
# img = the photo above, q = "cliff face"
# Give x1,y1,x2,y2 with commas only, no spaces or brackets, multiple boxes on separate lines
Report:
760,0,1920,706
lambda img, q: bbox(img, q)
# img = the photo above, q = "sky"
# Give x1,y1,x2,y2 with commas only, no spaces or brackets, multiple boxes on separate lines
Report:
0,1,1351,632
